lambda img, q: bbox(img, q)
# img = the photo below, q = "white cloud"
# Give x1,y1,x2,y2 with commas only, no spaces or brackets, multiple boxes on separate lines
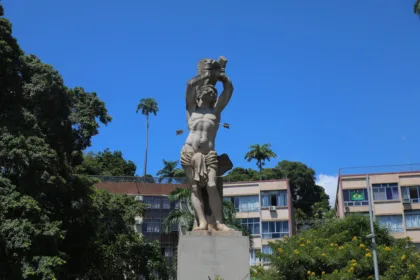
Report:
316,174,338,207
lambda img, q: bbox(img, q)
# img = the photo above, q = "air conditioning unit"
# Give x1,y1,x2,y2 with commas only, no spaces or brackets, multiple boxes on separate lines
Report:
269,206,276,211
134,216,143,225
134,195,143,201
402,198,411,204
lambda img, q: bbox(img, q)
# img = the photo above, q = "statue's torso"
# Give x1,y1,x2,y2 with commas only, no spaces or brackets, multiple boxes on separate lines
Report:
183,108,219,154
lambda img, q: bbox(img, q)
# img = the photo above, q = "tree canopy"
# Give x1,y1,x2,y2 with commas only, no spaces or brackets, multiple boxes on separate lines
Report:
244,144,277,180
75,149,137,176
0,4,167,279
415,0,420,14
253,215,420,280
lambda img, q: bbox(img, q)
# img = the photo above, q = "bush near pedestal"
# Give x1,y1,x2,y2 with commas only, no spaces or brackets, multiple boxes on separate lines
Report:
251,215,420,280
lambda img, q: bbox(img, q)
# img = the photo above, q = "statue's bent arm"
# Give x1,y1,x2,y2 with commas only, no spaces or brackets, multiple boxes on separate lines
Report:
214,74,234,114
185,74,209,114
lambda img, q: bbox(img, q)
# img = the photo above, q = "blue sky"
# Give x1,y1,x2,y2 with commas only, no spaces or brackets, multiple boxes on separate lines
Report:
3,0,420,200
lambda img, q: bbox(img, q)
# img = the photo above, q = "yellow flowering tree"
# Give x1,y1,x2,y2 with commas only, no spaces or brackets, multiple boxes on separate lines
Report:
252,215,420,280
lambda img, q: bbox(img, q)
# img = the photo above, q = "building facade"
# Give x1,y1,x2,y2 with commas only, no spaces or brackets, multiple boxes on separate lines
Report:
95,179,184,264
223,179,294,266
335,170,420,250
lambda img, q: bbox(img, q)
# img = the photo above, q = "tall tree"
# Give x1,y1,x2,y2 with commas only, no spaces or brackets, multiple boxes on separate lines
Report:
136,98,159,177
274,160,330,218
75,149,136,176
244,144,277,180
0,5,167,279
156,160,184,183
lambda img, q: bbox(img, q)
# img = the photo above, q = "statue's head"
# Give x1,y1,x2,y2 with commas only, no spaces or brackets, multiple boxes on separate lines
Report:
197,84,217,107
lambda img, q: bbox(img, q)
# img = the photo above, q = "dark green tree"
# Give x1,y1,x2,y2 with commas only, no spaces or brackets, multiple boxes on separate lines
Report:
224,167,259,182
244,144,277,180
136,98,159,177
274,160,330,218
0,5,167,279
75,149,136,176
415,0,420,14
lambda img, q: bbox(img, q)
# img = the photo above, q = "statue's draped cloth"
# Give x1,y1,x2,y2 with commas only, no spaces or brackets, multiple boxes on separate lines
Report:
181,151,218,184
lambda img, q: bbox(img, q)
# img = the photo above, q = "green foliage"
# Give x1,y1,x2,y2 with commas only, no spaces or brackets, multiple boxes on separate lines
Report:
75,148,136,176
275,160,330,217
156,160,184,183
0,4,167,279
415,0,420,15
252,215,420,280
136,98,159,116
244,144,277,179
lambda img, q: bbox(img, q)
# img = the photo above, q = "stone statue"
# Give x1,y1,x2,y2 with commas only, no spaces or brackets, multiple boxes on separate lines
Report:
181,56,234,231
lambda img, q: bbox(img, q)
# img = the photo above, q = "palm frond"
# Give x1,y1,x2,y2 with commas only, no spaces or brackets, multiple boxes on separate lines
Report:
162,209,194,233
167,187,191,202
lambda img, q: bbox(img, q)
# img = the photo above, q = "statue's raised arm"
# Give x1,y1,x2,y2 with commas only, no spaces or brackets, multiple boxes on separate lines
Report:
214,72,233,114
185,74,209,117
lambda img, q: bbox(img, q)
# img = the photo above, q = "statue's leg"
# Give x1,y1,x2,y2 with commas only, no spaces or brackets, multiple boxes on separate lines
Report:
186,167,207,230
207,168,233,231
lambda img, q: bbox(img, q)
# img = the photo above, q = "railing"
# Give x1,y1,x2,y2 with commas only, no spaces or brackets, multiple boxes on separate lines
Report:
261,232,289,239
90,175,187,184
339,163,420,176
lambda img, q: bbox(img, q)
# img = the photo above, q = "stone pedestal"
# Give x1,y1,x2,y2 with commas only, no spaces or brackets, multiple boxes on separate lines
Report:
177,231,250,280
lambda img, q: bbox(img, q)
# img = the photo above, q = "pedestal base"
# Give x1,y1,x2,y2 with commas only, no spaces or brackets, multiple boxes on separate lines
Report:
177,231,250,280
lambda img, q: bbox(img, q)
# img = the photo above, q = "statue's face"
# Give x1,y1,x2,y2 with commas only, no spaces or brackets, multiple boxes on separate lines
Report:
197,87,217,106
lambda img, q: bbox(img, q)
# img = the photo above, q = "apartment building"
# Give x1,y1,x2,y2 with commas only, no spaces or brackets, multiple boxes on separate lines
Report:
335,170,420,251
95,178,185,264
223,179,294,266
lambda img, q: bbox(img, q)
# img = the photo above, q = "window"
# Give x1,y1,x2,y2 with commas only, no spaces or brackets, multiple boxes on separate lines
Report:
343,189,369,206
142,220,161,233
262,221,289,239
143,196,161,209
372,183,399,201
261,191,287,207
262,245,273,264
402,186,420,203
241,218,260,235
224,196,259,212
405,211,420,229
376,215,404,232
162,197,170,209
249,249,261,265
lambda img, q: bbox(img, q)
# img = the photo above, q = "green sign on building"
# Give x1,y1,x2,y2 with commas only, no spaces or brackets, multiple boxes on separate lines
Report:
351,192,365,201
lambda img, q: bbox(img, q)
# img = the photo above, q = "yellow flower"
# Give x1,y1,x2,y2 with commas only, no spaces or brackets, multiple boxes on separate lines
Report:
359,244,365,248
322,253,326,257
294,249,299,255
401,254,407,261
351,259,357,264
347,267,354,273
368,276,374,279
306,240,311,244
339,246,344,250
322,271,325,275
385,247,391,252
366,252,372,258
330,243,334,247
310,272,315,276
352,236,358,241
277,248,283,253
300,244,305,247
409,264,415,269
307,271,311,275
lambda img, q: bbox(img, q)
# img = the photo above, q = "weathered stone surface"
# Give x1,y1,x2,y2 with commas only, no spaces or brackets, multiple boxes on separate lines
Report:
180,57,234,231
178,234,250,280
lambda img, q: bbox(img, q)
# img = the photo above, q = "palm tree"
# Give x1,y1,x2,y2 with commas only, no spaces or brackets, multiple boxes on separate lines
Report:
136,98,159,177
244,143,277,181
156,160,184,183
